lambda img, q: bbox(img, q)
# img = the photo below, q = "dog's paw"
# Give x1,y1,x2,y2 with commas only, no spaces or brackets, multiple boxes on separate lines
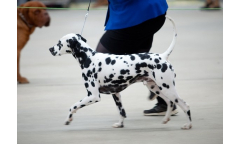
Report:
65,121,70,125
64,118,73,125
112,123,124,128
162,118,170,124
18,77,29,84
181,123,192,130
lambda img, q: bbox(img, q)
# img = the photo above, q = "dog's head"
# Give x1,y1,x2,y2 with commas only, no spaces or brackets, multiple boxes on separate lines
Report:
49,33,87,56
18,1,50,27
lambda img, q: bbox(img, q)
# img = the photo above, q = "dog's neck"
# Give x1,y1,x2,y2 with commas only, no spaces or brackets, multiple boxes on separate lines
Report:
18,12,33,28
72,44,97,70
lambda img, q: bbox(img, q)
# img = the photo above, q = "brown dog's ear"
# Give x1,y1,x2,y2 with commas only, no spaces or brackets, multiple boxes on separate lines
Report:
18,3,29,17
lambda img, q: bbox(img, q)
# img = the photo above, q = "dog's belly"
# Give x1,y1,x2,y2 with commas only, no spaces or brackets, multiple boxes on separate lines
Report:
99,76,151,94
99,84,128,94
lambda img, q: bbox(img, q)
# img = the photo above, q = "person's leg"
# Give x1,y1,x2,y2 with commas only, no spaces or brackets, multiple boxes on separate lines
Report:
201,0,220,8
96,40,112,53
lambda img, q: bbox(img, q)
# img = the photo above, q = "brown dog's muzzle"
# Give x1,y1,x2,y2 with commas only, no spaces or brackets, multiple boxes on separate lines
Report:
45,17,50,26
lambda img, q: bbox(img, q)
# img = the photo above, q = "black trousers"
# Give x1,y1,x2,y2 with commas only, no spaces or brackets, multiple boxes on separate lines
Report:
99,13,166,54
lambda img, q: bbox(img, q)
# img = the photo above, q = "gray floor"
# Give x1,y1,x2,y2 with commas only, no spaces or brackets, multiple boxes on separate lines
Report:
17,1,223,144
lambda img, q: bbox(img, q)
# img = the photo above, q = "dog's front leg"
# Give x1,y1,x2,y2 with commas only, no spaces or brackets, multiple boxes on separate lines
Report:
65,92,101,125
112,93,126,128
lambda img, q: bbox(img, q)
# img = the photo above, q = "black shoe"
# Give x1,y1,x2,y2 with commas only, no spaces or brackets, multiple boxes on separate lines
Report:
144,104,178,116
148,91,157,100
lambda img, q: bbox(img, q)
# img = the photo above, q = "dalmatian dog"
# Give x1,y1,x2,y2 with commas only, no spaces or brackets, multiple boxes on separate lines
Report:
49,16,192,130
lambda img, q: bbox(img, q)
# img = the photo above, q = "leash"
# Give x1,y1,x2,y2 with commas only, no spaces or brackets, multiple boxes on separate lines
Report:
80,0,92,36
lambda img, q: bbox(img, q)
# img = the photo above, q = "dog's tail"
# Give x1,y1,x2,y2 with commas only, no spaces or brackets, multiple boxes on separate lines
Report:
162,16,177,60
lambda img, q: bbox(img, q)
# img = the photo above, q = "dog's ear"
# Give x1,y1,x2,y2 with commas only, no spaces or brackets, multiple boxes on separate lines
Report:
68,37,81,50
18,3,29,18
76,34,87,43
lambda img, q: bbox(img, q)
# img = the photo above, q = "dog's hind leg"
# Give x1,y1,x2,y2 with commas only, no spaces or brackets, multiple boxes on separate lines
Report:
145,81,173,124
64,90,101,125
112,93,126,128
161,88,192,129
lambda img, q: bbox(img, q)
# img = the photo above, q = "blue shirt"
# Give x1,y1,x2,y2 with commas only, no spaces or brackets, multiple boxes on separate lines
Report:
104,0,168,30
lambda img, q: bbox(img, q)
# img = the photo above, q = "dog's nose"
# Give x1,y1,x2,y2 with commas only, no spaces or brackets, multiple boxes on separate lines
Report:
49,47,54,52
49,47,56,56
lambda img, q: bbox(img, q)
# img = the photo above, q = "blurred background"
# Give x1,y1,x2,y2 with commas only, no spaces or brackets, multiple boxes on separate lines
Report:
17,0,223,8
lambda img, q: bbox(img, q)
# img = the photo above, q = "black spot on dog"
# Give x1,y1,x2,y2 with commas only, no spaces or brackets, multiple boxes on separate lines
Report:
109,74,114,78
130,55,135,61
82,73,88,81
187,110,192,121
69,114,72,118
94,73,98,79
66,50,71,53
80,104,86,108
105,57,111,65
152,71,155,78
87,70,92,77
156,91,160,94
112,79,127,85
85,83,89,88
111,60,116,65
169,65,174,71
87,90,92,96
120,69,129,75
120,109,127,118
57,40,63,50
162,83,170,89
83,58,92,68
98,62,102,66
126,76,133,81
157,64,161,69
91,82,95,87
151,85,155,89
137,53,151,60
147,64,154,70
98,68,102,72
118,76,124,79
159,86,162,90
129,74,141,84
173,80,175,86
135,62,147,73
170,101,174,107
104,76,112,83
161,63,168,72
154,59,160,63
143,70,149,76
74,106,77,109
175,99,178,103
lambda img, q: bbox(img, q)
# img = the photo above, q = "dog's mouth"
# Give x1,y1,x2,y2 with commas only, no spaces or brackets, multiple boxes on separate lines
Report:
49,47,57,56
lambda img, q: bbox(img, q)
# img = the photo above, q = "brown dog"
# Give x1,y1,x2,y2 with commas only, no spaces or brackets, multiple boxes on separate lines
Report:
17,1,50,84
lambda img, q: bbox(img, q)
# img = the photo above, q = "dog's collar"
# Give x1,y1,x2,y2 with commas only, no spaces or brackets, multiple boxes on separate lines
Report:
19,12,33,28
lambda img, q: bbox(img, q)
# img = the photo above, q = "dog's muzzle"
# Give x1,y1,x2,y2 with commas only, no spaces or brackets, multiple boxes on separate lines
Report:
49,47,57,56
